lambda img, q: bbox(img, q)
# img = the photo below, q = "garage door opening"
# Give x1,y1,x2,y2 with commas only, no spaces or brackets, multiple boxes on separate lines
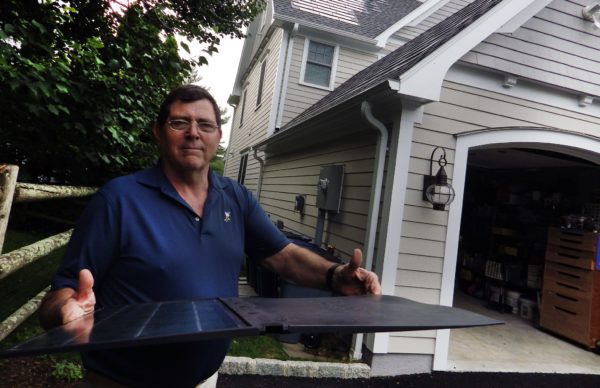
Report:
448,146,600,373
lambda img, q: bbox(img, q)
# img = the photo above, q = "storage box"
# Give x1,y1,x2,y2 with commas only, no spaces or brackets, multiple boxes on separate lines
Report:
505,290,520,314
519,298,536,321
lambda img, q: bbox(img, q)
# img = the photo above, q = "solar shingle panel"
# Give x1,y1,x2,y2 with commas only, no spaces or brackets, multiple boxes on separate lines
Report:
0,295,501,358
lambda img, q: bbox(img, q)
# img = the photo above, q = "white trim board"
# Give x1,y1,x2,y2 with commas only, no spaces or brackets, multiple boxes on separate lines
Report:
375,0,452,47
433,127,600,371
446,63,600,119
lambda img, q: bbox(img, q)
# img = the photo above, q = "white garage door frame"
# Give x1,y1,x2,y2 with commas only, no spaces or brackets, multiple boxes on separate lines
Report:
433,127,600,371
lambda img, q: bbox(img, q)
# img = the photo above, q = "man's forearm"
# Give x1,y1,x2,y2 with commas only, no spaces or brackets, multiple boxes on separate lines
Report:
263,244,381,295
262,243,338,290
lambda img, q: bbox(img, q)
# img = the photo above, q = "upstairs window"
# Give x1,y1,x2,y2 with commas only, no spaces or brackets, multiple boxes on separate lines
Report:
301,39,338,90
237,154,248,184
239,89,247,126
256,60,267,107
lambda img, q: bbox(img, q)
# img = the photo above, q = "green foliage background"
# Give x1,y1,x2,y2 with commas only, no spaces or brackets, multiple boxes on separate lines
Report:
0,0,263,184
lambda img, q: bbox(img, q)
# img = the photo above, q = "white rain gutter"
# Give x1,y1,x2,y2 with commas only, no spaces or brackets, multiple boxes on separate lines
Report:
251,148,265,200
350,100,389,361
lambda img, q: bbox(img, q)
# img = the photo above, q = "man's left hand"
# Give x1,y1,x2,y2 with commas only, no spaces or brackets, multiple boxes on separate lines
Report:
333,249,381,295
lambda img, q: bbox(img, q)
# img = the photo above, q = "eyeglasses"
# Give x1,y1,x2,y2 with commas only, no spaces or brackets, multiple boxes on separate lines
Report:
167,119,219,134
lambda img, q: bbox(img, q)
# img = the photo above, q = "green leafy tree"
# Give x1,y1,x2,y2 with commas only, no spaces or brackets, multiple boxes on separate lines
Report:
210,144,226,175
0,0,263,184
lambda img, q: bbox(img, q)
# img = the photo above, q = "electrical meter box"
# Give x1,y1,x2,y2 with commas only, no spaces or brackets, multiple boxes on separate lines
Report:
316,165,344,212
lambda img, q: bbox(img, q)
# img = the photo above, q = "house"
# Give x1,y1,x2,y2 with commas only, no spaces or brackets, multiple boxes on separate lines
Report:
224,0,600,376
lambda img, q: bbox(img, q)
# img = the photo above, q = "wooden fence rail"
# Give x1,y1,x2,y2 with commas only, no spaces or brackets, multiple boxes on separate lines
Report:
0,164,96,342
0,231,73,280
14,183,97,203
0,287,49,342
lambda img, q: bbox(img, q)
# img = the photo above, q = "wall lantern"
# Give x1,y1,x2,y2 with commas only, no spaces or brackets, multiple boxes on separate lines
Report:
583,3,600,28
422,146,455,211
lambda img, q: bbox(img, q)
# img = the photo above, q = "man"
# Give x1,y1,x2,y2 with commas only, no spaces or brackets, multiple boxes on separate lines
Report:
39,85,381,387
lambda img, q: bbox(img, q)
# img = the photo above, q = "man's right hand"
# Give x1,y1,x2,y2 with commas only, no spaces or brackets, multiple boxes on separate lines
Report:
39,269,96,330
59,269,96,324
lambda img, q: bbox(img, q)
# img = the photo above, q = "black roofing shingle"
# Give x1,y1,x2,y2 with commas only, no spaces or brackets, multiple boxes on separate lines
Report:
273,0,422,38
283,0,503,131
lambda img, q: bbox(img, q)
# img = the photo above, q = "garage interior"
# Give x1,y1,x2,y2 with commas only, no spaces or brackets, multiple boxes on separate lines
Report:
448,146,600,373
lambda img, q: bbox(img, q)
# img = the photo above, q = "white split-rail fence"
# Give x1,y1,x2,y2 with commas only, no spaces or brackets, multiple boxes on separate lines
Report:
0,164,97,342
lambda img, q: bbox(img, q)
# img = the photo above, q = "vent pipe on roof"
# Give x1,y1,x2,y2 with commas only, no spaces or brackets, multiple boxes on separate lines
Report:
350,101,389,361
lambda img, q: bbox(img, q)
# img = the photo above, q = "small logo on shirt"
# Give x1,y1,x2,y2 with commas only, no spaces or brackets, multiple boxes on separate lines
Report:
224,211,231,222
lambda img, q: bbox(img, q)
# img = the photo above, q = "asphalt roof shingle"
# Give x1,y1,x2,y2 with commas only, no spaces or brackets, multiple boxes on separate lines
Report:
273,0,422,38
282,0,503,131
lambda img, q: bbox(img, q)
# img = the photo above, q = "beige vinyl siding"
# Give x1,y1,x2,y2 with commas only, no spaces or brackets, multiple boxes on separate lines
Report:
281,36,378,128
259,132,377,258
387,76,600,354
462,0,600,97
389,336,436,355
392,0,473,42
223,106,240,179
224,29,284,191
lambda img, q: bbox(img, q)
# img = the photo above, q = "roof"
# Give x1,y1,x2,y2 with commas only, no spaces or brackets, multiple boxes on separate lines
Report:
281,0,503,131
273,0,422,38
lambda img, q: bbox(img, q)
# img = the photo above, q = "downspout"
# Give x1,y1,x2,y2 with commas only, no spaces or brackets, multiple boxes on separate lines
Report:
360,101,388,274
273,23,298,132
350,101,388,361
251,147,265,200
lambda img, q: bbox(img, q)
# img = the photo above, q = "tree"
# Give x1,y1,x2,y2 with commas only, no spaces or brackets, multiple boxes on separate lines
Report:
210,144,226,175
0,0,263,184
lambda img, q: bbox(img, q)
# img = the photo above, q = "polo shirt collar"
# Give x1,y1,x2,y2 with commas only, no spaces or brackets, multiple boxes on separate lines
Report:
135,164,227,210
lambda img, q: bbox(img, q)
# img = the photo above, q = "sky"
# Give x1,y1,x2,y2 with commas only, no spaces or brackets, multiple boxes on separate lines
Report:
190,36,245,147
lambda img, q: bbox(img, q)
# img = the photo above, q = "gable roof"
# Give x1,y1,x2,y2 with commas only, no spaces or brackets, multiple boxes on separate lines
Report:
273,0,422,39
281,0,503,131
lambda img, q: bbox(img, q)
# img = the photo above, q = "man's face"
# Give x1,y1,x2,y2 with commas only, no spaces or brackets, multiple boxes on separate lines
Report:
153,99,222,175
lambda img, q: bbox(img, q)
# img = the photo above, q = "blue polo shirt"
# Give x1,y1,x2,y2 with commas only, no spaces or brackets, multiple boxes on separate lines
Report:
51,165,289,387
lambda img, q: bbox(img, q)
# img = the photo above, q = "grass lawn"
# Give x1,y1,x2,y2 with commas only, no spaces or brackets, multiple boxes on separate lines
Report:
229,336,290,360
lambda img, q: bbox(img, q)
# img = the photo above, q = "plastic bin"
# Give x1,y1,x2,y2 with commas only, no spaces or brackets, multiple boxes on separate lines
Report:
275,231,341,343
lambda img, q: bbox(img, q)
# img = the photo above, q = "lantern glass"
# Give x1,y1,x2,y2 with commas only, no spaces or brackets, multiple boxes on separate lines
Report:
426,183,455,208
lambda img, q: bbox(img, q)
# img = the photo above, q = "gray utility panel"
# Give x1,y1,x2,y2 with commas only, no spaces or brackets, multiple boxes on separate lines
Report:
316,165,344,212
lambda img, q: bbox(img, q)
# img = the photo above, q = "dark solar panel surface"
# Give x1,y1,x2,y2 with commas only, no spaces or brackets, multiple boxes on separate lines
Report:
1,299,256,357
0,295,501,358
224,295,502,333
